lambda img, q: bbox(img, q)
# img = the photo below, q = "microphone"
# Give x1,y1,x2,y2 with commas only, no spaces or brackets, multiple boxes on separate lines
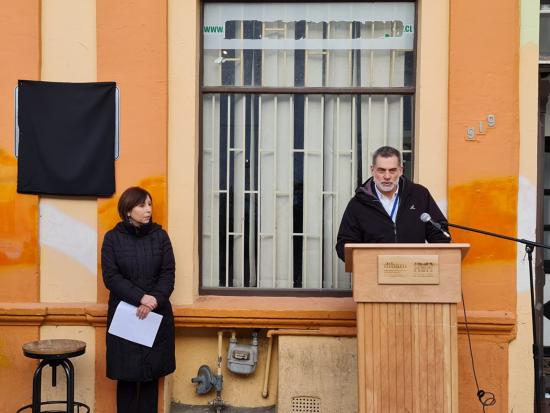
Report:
420,213,451,238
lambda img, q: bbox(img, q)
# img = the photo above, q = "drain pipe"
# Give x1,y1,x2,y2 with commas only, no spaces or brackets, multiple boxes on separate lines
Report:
261,327,356,398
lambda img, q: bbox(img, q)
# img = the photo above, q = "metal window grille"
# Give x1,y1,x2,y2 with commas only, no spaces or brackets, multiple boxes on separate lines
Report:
202,3,415,290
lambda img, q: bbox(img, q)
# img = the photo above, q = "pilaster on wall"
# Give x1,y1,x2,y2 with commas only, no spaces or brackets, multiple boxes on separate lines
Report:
509,0,540,409
448,0,520,411
40,0,98,303
96,0,169,411
448,0,520,289
38,0,98,409
0,2,40,411
168,0,200,305
96,0,169,305
414,0,449,212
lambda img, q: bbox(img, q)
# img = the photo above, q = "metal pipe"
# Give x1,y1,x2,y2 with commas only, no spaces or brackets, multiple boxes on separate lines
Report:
217,331,224,376
261,327,356,398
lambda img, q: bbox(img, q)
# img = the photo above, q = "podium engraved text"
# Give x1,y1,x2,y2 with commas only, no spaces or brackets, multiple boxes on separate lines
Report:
377,255,440,285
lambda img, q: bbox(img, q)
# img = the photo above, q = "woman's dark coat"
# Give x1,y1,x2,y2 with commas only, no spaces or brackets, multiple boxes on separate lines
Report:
101,221,176,382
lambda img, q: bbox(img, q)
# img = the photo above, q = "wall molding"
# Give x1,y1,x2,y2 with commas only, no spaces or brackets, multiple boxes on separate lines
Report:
0,302,516,337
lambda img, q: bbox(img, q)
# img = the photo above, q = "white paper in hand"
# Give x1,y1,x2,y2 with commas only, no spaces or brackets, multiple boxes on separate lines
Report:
108,301,163,347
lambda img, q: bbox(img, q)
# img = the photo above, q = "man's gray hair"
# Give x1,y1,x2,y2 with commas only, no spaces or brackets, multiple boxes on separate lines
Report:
372,146,402,166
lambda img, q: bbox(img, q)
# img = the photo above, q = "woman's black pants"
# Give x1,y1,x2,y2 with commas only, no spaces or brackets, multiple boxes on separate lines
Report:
117,379,158,413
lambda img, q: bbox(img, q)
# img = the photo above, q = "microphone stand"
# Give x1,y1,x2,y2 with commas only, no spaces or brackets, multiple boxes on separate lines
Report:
446,221,549,413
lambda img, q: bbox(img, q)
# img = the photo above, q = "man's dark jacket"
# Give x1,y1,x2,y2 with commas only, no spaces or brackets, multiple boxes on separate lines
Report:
335,176,450,261
101,221,176,381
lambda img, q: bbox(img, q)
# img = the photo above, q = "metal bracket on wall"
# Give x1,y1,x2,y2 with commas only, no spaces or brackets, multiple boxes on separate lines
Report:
13,85,121,160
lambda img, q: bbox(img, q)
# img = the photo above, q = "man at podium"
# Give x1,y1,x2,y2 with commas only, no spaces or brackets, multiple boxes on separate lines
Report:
335,146,450,261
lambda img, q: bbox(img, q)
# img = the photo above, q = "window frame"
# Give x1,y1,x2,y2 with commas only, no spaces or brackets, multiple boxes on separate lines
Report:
198,0,418,296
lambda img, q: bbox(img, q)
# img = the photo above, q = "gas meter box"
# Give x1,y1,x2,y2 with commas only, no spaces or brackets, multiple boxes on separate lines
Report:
227,332,258,375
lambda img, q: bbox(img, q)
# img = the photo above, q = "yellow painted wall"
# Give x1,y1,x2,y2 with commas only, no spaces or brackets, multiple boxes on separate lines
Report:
40,325,96,410
278,336,357,413
172,330,278,407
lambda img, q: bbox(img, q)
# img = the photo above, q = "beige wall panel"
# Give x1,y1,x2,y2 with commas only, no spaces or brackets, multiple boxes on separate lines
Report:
41,0,97,82
278,336,357,413
40,246,97,302
172,329,278,407
40,0,97,302
168,0,200,304
40,325,95,411
414,0,449,209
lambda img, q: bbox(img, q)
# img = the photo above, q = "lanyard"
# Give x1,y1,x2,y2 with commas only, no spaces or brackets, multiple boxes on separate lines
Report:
390,194,399,222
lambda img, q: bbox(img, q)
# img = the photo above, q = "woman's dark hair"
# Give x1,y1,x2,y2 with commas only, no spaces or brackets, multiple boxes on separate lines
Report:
117,186,153,221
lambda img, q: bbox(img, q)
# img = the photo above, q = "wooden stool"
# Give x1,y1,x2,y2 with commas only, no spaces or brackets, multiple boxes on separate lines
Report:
17,339,90,413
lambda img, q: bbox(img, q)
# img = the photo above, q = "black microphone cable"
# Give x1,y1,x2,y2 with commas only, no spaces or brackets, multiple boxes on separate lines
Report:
462,291,496,412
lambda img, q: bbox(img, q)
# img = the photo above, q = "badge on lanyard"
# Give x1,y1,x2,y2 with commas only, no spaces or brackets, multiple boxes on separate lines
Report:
390,194,399,222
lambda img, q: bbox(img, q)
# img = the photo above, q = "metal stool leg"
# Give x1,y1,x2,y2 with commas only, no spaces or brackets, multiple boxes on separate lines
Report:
31,360,48,413
51,361,57,387
60,358,75,413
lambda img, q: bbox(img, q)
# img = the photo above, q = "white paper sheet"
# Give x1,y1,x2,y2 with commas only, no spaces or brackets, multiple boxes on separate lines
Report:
108,301,163,348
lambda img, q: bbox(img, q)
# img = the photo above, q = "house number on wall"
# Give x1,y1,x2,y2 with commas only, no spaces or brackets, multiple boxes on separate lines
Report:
466,114,496,141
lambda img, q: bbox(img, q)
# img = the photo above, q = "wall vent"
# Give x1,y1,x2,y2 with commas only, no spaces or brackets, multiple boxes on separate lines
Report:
291,396,321,412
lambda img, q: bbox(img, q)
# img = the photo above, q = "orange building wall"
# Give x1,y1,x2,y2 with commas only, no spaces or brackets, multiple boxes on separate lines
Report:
449,0,519,411
0,2,40,302
0,2,40,411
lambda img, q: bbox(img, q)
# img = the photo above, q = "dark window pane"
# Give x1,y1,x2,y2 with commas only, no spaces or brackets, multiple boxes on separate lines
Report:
293,152,304,234
243,193,258,287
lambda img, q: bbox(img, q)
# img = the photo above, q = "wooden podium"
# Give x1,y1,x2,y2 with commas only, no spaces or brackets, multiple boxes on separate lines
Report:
345,243,469,413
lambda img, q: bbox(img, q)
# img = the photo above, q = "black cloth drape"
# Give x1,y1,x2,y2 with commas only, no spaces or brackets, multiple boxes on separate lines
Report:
17,80,116,196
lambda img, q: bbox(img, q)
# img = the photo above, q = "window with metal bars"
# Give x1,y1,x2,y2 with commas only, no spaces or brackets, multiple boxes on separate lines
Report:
201,2,416,292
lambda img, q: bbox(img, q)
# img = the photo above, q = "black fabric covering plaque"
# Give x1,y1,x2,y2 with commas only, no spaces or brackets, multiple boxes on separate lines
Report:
17,80,116,196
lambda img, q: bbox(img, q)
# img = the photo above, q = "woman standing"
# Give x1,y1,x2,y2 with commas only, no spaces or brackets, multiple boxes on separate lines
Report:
101,186,176,413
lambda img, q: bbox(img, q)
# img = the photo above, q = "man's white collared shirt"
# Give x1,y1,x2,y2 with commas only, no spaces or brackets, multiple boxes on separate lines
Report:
375,186,399,223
